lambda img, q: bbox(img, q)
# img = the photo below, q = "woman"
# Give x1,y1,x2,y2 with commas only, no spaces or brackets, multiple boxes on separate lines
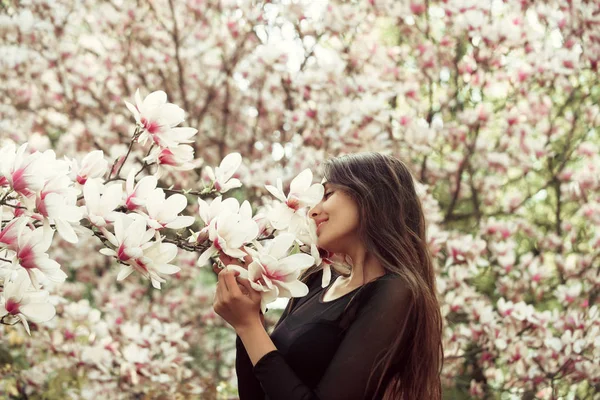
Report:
213,152,444,399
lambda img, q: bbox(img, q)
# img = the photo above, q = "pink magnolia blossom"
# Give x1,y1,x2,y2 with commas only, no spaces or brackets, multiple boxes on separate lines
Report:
0,270,56,335
68,150,108,185
204,152,243,193
124,89,196,147
124,170,157,211
228,233,314,312
14,223,67,290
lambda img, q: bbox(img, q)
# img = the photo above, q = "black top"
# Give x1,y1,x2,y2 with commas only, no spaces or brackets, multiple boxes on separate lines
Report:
235,269,414,400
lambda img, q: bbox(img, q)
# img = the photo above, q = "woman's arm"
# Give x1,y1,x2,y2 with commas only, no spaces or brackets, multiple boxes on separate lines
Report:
236,321,277,365
250,277,412,400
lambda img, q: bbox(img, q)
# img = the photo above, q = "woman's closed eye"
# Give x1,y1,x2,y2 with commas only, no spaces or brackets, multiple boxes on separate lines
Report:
324,191,334,200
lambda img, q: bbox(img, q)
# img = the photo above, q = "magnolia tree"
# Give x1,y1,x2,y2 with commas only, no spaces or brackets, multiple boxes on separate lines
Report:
1,0,600,399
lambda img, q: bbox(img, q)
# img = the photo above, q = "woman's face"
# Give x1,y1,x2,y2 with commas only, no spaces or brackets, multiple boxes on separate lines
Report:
309,183,361,254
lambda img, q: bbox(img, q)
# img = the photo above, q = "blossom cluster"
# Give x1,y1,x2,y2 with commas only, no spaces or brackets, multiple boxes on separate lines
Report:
1,90,325,338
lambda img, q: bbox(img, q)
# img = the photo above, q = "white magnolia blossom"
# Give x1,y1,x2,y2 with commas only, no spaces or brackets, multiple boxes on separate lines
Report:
83,179,123,228
36,192,83,244
14,223,67,290
228,233,314,312
197,200,259,266
143,189,195,230
189,196,242,244
68,150,108,185
124,89,195,147
100,214,155,264
100,215,179,289
144,144,197,175
204,152,243,193
0,143,44,196
124,170,158,211
265,168,324,230
0,270,56,335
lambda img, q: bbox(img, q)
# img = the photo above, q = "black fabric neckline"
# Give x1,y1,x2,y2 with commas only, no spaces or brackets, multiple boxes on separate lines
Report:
318,272,391,304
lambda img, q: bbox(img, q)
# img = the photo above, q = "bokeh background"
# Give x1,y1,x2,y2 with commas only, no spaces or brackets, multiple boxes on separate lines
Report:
1,0,599,398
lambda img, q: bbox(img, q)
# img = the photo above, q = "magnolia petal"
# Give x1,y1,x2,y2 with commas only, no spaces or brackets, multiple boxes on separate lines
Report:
117,265,135,281
223,247,247,259
277,279,309,298
55,219,78,244
268,232,296,260
277,253,316,274
265,184,286,203
164,193,188,215
239,200,252,220
155,263,180,275
20,315,31,335
298,183,325,207
289,169,312,195
197,245,217,267
142,90,167,110
99,248,116,257
166,216,195,230
198,197,211,225
124,101,140,121
220,179,242,193
226,265,249,279
218,153,242,182
321,265,332,288
20,302,56,323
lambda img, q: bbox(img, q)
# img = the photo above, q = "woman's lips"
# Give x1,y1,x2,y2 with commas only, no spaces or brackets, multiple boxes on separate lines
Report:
316,221,327,235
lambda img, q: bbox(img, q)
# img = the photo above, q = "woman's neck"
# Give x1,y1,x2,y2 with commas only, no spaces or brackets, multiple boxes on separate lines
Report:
343,247,386,288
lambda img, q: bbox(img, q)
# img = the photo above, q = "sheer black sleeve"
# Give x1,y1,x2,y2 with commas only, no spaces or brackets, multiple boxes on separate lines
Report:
235,271,324,399
252,276,413,400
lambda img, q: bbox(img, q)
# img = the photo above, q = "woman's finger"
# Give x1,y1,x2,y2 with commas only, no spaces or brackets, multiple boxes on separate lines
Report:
212,262,221,275
223,271,242,298
237,277,261,301
219,253,243,267
218,269,231,293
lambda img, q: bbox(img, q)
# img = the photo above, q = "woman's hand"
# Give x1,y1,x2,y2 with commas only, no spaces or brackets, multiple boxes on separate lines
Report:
213,269,263,332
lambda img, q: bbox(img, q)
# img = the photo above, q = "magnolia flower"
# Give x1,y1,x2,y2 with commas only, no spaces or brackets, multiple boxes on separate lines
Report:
204,152,242,193
100,215,179,289
0,215,28,250
228,233,314,312
265,169,324,230
83,180,123,228
0,143,44,197
35,192,83,243
144,144,197,174
136,236,180,289
307,218,333,287
0,270,56,335
197,202,258,266
124,89,196,147
125,170,157,211
69,150,108,185
15,223,67,290
100,214,155,263
189,196,241,244
144,188,195,230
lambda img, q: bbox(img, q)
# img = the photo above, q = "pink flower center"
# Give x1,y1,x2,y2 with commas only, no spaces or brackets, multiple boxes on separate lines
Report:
117,244,130,262
141,118,161,134
5,299,20,315
18,246,37,269
286,197,300,210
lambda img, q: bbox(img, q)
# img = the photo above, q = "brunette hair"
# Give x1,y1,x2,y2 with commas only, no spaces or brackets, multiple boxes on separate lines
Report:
301,152,444,399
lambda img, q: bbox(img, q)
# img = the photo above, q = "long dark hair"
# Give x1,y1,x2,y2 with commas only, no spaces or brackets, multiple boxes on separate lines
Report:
301,152,443,399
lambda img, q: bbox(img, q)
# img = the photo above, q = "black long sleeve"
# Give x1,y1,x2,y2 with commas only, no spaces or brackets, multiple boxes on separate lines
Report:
236,271,413,400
